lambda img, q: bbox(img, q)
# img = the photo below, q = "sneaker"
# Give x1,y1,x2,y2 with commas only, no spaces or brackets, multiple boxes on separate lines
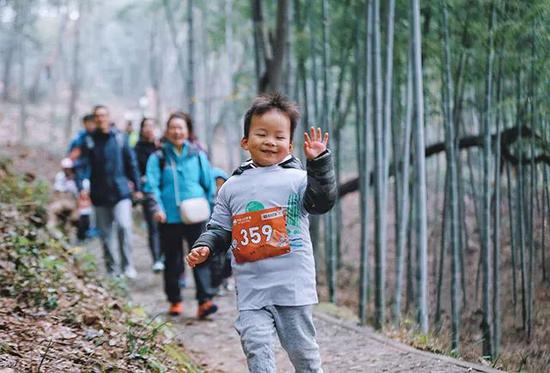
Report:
197,300,218,319
124,266,137,279
223,278,235,292
168,302,183,316
214,286,226,297
152,260,165,273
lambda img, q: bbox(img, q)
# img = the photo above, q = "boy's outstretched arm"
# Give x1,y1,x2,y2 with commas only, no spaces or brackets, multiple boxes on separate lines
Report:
188,223,232,267
303,127,337,214
188,181,233,266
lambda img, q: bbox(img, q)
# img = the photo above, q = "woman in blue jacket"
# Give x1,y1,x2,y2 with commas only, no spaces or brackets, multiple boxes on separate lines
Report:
145,112,217,318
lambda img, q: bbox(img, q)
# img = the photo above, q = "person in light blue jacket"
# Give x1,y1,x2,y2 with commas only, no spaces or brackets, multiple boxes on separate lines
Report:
144,111,217,318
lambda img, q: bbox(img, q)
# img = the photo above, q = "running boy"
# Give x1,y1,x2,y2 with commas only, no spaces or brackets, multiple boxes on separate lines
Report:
186,92,336,372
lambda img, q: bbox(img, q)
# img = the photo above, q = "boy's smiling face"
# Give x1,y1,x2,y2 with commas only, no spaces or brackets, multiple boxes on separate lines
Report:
241,109,293,167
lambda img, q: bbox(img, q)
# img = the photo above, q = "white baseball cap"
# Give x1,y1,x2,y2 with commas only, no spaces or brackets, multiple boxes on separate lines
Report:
60,158,73,169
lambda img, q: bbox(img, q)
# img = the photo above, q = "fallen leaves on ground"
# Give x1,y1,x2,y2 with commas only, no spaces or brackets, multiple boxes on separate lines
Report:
0,159,200,372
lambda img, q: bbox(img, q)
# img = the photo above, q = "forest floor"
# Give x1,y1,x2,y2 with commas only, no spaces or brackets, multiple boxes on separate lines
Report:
0,147,200,372
0,140,504,373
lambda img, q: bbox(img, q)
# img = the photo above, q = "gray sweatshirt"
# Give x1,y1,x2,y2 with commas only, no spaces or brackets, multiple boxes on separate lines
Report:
194,151,336,311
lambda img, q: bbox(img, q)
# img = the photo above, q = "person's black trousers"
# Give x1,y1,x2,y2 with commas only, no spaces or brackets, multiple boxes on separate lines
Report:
142,202,161,263
159,222,214,304
76,214,90,241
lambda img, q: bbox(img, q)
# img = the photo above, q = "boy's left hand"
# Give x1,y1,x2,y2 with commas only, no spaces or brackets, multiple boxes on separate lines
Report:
303,127,329,160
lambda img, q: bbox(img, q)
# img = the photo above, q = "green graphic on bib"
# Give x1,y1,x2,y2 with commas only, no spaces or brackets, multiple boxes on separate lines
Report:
286,193,302,248
286,193,300,228
245,200,265,212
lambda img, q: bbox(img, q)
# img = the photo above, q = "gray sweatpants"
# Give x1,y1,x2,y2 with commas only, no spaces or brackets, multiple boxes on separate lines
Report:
235,305,323,373
94,198,133,274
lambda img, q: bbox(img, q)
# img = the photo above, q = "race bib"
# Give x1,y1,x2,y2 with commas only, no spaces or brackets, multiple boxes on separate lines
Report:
231,207,291,264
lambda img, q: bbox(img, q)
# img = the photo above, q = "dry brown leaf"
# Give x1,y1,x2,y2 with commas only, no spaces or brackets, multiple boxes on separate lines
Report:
82,314,100,326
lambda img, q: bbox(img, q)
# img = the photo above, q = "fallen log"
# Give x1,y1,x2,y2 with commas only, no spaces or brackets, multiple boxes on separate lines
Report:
338,125,550,197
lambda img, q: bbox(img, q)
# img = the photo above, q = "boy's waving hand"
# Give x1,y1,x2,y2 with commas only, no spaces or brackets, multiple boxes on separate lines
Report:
303,127,329,160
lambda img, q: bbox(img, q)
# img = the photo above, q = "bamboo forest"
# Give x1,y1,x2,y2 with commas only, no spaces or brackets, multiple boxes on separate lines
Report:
0,0,549,371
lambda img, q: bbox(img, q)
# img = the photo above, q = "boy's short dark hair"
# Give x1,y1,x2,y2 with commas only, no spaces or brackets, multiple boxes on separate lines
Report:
243,92,300,141
82,114,95,123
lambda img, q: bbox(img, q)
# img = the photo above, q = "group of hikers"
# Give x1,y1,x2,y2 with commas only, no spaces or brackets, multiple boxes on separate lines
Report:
52,92,337,372
53,104,229,319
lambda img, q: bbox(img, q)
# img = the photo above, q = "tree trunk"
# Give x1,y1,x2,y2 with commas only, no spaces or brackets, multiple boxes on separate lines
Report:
406,175,416,313
372,0,387,330
410,0,428,333
187,0,195,118
320,0,336,303
250,0,263,88
18,37,28,144
162,0,187,106
526,26,536,341
516,71,528,332
393,54,413,326
17,2,29,144
308,7,319,125
294,0,309,157
267,0,289,93
223,0,236,167
543,155,549,283
359,0,374,324
382,0,395,214
2,5,20,102
252,0,289,93
48,4,68,144
306,1,320,266
283,2,292,94
457,157,468,309
491,44,503,356
435,169,450,330
481,1,496,357
440,0,461,351
65,3,83,143
506,162,518,311
149,11,163,125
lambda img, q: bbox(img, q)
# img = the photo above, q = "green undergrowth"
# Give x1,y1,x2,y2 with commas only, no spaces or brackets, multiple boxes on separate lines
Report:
0,158,201,372
385,318,499,369
315,301,501,369
387,319,448,355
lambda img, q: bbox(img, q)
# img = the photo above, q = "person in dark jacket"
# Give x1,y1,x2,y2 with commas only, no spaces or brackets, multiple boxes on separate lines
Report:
134,118,163,272
209,167,233,294
67,114,96,179
66,114,97,240
76,105,142,278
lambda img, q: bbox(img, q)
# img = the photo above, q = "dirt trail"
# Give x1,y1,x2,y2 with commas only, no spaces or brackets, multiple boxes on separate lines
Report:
125,230,501,373
1,143,503,373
